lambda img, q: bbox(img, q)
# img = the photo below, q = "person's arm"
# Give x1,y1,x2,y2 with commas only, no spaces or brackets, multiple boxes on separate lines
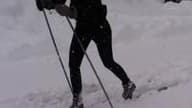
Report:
55,4,77,19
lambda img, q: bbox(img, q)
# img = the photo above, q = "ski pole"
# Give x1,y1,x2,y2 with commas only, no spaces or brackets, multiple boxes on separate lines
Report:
40,0,73,94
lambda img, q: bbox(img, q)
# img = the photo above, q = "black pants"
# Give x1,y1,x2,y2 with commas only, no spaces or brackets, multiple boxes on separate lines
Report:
69,20,130,95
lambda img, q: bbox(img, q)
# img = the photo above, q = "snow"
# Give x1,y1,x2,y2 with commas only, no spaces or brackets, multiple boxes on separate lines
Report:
1,0,192,108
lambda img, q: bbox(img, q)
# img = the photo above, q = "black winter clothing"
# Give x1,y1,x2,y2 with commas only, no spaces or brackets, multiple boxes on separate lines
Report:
70,0,107,24
69,0,130,95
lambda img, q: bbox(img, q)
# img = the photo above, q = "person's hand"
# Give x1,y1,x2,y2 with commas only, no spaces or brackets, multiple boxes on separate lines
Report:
55,4,77,19
55,4,69,16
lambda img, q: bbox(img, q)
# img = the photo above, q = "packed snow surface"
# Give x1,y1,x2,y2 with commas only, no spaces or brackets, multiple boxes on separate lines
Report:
0,0,192,108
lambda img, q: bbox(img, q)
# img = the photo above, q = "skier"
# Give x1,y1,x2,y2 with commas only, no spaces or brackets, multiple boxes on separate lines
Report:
55,0,136,107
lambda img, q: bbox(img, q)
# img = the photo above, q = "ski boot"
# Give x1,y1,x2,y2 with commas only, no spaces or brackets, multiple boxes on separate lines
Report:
122,81,136,100
70,94,84,108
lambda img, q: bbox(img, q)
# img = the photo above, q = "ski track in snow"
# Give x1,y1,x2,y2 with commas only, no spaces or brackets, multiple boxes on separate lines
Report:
1,77,192,108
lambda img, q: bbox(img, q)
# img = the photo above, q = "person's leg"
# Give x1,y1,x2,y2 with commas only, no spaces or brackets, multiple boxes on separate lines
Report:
93,20,130,85
93,20,136,100
69,24,92,96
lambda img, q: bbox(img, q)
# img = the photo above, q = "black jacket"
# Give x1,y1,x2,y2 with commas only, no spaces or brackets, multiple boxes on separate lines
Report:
70,0,107,24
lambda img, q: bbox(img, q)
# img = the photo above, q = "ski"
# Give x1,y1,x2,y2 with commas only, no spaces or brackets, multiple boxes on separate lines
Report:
133,85,168,99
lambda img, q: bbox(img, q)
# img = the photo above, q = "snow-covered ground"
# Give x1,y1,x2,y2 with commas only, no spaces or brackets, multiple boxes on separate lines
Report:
1,0,192,107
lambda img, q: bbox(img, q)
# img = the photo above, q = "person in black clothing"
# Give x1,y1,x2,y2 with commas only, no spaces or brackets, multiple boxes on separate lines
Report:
55,0,136,107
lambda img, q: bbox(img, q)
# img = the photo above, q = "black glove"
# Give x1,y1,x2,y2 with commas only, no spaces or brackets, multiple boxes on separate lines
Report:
35,0,66,11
